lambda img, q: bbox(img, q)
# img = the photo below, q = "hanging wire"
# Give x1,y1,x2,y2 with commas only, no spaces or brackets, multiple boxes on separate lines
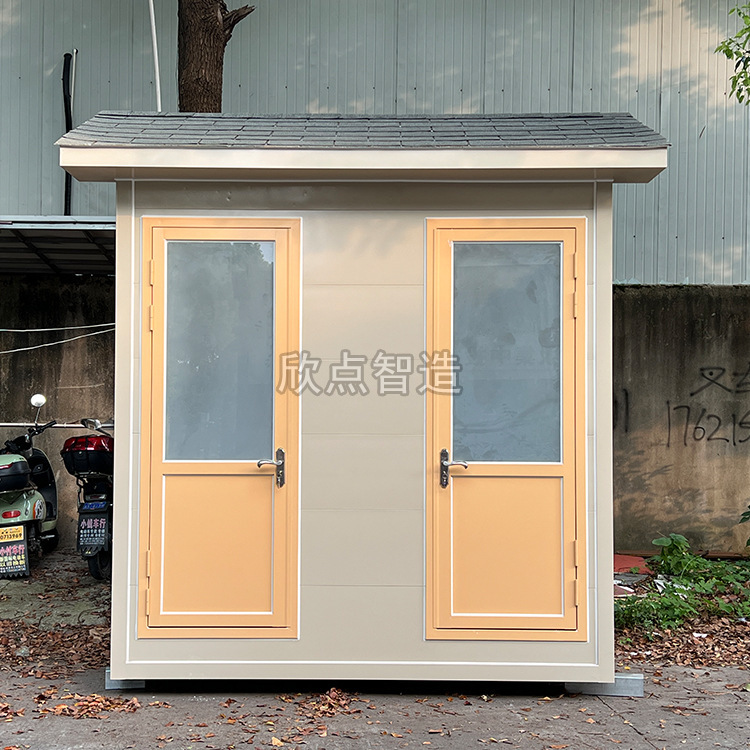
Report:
0,322,114,333
0,328,115,355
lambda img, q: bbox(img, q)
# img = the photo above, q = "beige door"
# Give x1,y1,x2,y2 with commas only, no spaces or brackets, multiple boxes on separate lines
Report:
139,218,299,637
426,219,587,641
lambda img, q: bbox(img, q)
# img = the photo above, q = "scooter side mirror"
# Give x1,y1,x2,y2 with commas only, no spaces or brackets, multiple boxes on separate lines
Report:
30,393,46,426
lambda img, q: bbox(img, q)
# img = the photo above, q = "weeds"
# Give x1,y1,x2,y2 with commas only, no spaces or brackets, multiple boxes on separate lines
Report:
739,503,750,547
650,533,704,576
614,534,750,636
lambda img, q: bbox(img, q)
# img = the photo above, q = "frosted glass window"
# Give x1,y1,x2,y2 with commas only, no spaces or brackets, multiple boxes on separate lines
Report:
164,241,274,461
453,243,561,463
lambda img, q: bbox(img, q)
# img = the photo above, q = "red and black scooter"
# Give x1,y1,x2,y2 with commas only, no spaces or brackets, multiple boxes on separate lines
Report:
60,419,113,580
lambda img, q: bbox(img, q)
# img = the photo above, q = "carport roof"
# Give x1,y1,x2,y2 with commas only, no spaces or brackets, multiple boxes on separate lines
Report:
59,112,668,184
0,217,115,276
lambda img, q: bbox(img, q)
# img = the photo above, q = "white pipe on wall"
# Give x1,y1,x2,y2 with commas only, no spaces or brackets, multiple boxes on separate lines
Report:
147,0,162,112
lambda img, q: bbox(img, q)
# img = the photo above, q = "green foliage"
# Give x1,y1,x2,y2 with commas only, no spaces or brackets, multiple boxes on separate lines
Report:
650,533,704,576
716,4,750,104
739,503,750,547
614,586,699,633
614,535,750,636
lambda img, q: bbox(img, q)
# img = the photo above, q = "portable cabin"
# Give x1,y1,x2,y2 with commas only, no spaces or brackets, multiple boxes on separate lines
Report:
59,112,667,684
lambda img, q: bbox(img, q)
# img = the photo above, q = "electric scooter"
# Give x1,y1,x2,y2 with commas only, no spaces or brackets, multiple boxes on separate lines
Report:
0,394,59,578
60,418,113,580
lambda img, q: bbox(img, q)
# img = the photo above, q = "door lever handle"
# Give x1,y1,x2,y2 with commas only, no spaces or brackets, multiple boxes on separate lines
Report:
440,448,468,488
258,448,285,488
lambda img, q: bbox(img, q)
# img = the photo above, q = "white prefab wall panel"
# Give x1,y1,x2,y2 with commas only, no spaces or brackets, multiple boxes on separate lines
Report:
108,179,613,682
3,0,749,282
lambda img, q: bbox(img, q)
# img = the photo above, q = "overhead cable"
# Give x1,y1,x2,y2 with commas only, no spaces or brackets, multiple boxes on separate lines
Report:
0,328,115,355
0,323,115,333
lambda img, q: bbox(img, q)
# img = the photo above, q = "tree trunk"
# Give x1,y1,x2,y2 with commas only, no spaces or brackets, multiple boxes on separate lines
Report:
178,0,254,113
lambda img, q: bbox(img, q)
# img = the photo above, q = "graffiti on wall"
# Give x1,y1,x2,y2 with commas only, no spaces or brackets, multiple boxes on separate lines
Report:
665,364,750,447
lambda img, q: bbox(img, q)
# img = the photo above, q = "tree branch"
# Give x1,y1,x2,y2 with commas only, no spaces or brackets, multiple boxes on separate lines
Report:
221,3,255,42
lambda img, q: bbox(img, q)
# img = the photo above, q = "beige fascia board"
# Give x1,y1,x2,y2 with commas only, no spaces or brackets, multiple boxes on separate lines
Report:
60,146,667,184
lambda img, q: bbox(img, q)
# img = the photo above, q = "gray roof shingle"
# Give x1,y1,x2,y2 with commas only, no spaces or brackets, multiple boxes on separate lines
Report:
58,112,667,150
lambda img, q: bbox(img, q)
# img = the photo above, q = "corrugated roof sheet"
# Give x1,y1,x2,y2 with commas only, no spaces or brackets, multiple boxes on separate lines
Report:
58,111,668,150
0,218,115,275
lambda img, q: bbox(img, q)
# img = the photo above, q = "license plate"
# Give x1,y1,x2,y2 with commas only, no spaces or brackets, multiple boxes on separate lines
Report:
78,512,108,552
0,527,28,577
0,525,24,542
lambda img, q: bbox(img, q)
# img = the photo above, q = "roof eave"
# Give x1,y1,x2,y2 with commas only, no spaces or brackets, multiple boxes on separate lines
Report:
59,145,668,184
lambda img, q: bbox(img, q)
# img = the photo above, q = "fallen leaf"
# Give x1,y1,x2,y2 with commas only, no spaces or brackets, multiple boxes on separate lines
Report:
0,703,24,720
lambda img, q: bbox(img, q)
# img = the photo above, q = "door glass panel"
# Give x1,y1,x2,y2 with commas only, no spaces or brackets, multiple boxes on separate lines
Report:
453,242,561,463
164,241,274,461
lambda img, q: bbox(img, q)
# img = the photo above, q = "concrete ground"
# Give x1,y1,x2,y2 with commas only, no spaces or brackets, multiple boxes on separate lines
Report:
1,551,749,750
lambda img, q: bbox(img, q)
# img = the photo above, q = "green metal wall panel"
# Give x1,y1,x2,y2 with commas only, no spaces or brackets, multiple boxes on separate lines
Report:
0,0,748,283
396,0,485,114
485,0,574,114
224,0,310,114
0,0,176,216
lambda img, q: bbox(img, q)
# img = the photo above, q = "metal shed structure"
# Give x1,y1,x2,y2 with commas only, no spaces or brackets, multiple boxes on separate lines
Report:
59,111,667,684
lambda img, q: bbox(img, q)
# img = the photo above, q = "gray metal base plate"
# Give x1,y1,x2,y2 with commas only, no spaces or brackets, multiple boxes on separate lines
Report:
565,672,644,697
104,668,146,691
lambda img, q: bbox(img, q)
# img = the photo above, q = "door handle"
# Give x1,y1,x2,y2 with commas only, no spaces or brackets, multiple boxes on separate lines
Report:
440,448,468,488
258,448,285,488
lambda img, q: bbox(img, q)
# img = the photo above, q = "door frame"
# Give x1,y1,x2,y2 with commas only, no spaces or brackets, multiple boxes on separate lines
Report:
425,217,587,641
138,216,301,638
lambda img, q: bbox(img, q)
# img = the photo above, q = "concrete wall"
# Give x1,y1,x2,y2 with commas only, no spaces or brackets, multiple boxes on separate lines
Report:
614,285,750,555
0,275,115,547
5,273,749,559
3,277,747,558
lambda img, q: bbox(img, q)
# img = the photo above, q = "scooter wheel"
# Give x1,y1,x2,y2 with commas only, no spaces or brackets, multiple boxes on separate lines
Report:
87,550,112,580
41,529,59,553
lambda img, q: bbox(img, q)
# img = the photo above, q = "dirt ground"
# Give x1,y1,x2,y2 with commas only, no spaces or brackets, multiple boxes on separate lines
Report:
2,550,750,750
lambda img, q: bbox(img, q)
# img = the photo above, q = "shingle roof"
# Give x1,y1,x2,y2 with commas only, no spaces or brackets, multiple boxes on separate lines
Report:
58,112,667,150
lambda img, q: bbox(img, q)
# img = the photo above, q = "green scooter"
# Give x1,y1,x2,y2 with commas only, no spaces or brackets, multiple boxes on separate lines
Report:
0,394,59,577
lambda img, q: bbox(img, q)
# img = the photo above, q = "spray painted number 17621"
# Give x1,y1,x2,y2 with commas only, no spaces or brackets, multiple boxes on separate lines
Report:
666,401,750,447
